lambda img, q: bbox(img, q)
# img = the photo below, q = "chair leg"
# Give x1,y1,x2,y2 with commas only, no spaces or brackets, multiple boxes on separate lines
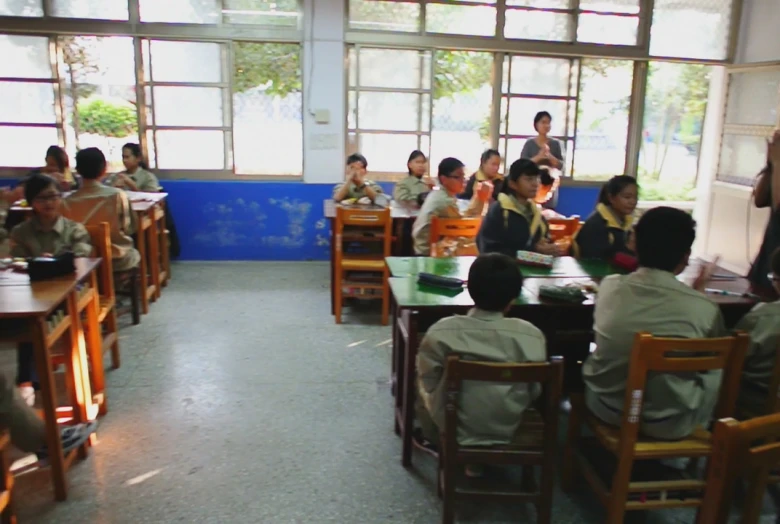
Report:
106,310,120,369
0,440,16,524
130,271,141,326
605,457,633,524
561,394,583,491
381,278,389,326
334,271,343,324
440,452,455,524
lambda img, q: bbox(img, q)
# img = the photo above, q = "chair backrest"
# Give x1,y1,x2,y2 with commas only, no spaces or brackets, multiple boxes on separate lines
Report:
85,222,115,299
334,206,393,259
617,332,749,454
429,216,482,257
763,341,780,415
547,216,580,241
443,356,564,462
696,413,780,524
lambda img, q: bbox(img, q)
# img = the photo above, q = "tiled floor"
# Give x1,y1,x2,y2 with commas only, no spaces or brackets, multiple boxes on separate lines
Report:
1,262,775,523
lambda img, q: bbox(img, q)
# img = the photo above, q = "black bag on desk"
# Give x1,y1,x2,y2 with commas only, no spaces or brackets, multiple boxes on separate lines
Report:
28,252,75,281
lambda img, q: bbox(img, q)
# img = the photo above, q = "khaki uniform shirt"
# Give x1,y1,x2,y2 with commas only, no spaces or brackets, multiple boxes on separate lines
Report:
120,168,161,193
332,180,383,201
735,300,780,415
393,176,429,202
411,189,485,255
61,181,140,272
10,216,92,258
583,268,726,439
417,308,547,446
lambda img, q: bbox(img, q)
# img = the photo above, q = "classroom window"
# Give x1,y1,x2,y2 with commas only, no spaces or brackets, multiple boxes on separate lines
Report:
139,0,221,24
51,0,129,20
425,2,497,37
0,0,43,16
348,0,420,32
143,39,229,170
223,0,300,26
58,36,137,172
638,62,712,202
649,0,734,60
0,34,59,167
232,42,303,176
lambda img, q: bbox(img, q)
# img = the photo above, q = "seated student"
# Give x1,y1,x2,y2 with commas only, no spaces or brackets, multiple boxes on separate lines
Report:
411,157,491,255
572,175,638,261
333,153,383,203
459,149,503,202
62,148,140,273
583,207,724,440
735,247,780,416
8,173,92,405
416,253,546,455
476,158,563,258
393,150,434,203
110,143,161,193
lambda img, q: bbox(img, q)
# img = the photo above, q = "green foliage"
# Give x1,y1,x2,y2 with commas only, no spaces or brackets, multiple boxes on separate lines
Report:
433,50,493,100
233,42,301,97
637,176,696,202
77,97,137,138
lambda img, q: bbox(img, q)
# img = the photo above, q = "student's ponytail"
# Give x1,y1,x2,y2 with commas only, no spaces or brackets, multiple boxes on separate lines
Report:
598,175,638,207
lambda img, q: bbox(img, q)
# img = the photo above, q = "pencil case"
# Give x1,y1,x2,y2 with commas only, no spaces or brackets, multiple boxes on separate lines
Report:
417,272,464,289
28,252,75,281
613,252,638,272
538,285,586,303
516,250,553,268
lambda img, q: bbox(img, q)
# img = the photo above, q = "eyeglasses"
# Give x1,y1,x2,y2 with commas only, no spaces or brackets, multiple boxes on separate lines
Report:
33,193,61,203
769,273,780,282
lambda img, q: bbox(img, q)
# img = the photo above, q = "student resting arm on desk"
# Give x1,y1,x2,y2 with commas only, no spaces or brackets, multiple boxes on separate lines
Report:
110,143,161,193
8,173,92,407
411,157,491,255
333,153,383,203
476,159,563,258
571,175,638,262
393,150,434,203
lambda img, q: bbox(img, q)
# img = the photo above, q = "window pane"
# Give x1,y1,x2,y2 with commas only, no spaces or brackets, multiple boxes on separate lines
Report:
650,0,733,60
139,0,220,23
505,9,573,41
51,0,128,20
153,87,223,127
154,130,225,169
505,56,571,96
0,0,43,16
507,0,569,7
0,126,59,166
148,41,222,83
506,99,569,136
357,49,425,90
352,133,422,172
233,42,302,175
725,70,780,127
348,0,420,33
223,0,299,26
574,59,633,181
426,4,497,37
356,92,422,132
639,62,712,201
717,134,769,183
431,51,493,175
580,0,639,14
0,82,55,124
577,14,638,45
0,35,51,78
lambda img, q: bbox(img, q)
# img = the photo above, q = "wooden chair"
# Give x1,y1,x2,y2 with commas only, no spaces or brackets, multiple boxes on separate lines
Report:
0,432,15,524
562,332,749,523
334,206,393,325
429,217,481,257
547,216,580,242
696,414,780,524
439,356,564,524
85,222,122,368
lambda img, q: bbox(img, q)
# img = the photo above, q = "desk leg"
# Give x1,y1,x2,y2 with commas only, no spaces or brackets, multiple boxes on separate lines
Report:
66,293,91,435
85,273,107,415
329,218,335,316
147,210,160,302
31,317,67,501
136,217,149,315
401,311,418,468
159,205,170,288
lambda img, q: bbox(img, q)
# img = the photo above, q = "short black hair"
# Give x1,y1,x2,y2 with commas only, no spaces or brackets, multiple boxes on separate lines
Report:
468,253,523,312
346,153,367,169
533,111,552,131
45,145,68,172
635,207,696,272
75,147,107,180
24,172,58,204
771,248,780,277
500,158,540,194
438,157,465,178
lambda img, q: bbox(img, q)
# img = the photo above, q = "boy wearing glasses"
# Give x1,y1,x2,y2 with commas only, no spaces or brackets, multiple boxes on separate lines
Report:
411,157,492,255
736,247,780,416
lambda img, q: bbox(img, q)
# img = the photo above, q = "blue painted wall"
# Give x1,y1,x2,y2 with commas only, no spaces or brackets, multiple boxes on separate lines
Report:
164,180,600,261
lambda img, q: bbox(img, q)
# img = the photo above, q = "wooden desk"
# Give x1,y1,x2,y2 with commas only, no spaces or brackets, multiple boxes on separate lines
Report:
388,262,757,467
128,192,168,314
0,258,106,501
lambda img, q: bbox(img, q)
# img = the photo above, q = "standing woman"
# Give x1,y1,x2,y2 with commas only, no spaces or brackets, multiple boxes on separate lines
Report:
520,111,564,170
748,131,780,298
459,149,503,201
394,150,434,203
111,143,161,193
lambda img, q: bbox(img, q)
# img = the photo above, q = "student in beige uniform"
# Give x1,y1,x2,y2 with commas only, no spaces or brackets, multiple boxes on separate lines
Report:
416,253,546,473
411,157,491,255
583,207,724,440
62,147,140,273
333,153,383,203
393,150,434,203
8,173,93,405
736,247,780,415
110,143,161,193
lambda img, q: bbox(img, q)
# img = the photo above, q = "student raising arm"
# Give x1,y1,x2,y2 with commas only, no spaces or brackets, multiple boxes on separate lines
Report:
476,159,563,258
459,149,503,201
572,175,638,261
333,153,383,203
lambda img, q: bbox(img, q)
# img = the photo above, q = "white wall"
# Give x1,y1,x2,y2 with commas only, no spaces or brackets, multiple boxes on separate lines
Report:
736,0,780,64
302,0,346,184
